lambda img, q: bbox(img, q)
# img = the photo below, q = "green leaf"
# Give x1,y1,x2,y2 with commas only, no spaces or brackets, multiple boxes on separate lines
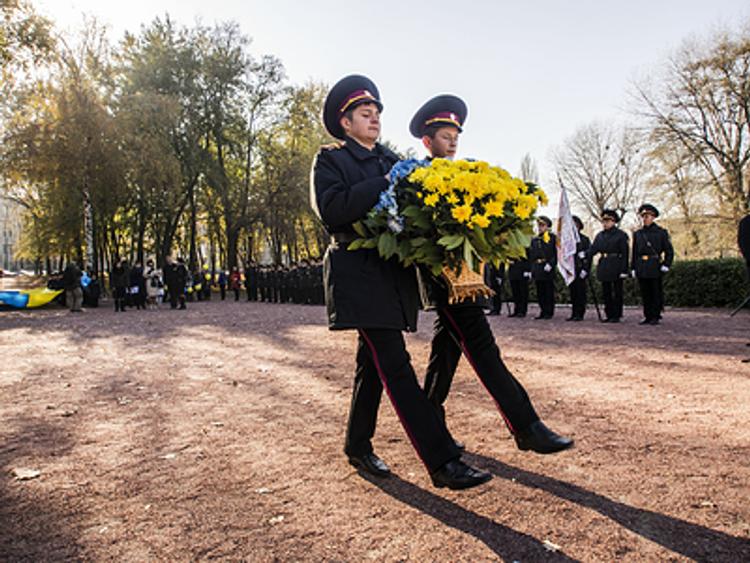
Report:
378,232,398,259
352,221,367,237
347,239,364,250
437,234,465,250
463,238,477,270
401,205,422,218
361,238,378,249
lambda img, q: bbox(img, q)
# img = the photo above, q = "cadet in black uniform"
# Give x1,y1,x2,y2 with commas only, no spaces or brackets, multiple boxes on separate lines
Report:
588,209,629,322
312,75,489,489
632,204,674,325
484,262,505,315
567,215,591,321
507,254,531,317
528,216,557,319
413,94,573,456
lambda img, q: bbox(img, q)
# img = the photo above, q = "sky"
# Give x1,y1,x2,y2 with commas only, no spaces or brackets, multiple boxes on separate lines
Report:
34,0,750,211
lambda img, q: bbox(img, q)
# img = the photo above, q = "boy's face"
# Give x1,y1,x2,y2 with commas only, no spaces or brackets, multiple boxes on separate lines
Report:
422,126,459,159
537,221,549,234
640,211,655,226
340,102,380,144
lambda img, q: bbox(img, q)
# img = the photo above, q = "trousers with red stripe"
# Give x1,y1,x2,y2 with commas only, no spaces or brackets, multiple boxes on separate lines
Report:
344,328,461,472
424,305,540,435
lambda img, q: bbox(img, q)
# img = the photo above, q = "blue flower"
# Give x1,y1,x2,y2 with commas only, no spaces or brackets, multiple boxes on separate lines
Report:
387,158,429,185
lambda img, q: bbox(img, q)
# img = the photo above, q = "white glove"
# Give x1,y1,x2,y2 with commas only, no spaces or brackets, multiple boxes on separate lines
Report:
620,272,629,279
631,270,636,278
495,278,503,285
523,271,532,279
579,270,587,279
578,251,586,259
660,265,669,273
543,264,552,272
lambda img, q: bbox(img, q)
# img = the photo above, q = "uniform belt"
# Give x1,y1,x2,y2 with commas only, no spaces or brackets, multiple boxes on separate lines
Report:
331,232,358,244
601,253,622,257
535,259,546,263
641,255,651,260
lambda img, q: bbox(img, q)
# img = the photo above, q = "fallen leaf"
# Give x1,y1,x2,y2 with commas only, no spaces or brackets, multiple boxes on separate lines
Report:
255,487,272,494
269,515,284,524
13,468,41,481
543,540,561,552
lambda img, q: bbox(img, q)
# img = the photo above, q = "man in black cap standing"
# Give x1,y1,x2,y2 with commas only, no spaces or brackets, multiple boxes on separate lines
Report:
312,75,490,490
632,204,674,325
528,216,557,319
588,209,630,322
412,94,573,457
567,215,591,321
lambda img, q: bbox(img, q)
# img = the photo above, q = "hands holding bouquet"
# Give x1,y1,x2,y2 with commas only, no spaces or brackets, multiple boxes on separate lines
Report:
349,158,547,302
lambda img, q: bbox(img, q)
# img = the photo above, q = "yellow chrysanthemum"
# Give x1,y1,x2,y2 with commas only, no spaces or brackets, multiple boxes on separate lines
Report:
485,200,504,217
423,193,439,207
446,193,459,205
451,204,473,223
471,214,491,229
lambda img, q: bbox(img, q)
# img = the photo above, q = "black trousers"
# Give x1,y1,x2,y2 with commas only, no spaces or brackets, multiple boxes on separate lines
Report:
487,276,503,313
569,276,587,319
345,328,460,472
602,279,624,320
535,279,555,317
638,277,662,320
510,279,529,316
220,286,226,300
423,306,539,437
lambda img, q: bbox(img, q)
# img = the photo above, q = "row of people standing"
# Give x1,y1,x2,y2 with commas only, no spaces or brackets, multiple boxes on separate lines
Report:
497,205,674,324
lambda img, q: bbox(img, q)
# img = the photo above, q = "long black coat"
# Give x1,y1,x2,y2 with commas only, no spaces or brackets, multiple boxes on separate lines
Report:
588,227,629,282
632,223,674,279
507,255,531,281
313,138,420,331
528,233,557,281
575,233,591,275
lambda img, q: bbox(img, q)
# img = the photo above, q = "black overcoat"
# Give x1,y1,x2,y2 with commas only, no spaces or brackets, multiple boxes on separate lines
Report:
632,223,674,279
575,233,591,274
588,228,629,282
528,233,557,281
507,255,531,281
312,138,420,331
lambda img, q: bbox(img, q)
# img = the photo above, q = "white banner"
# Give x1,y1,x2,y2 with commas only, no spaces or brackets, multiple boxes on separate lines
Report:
556,186,579,286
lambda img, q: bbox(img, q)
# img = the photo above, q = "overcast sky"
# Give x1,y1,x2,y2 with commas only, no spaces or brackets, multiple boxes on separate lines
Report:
34,0,749,211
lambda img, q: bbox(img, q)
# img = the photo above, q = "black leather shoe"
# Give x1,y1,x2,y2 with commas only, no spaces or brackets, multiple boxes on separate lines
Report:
648,318,660,325
515,421,574,454
348,452,391,477
639,318,651,325
431,459,491,490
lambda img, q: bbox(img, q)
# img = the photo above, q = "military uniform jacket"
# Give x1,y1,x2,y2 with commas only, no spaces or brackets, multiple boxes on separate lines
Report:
588,228,629,282
575,233,591,275
507,255,531,281
528,233,558,281
313,138,420,331
632,223,674,279
739,215,750,264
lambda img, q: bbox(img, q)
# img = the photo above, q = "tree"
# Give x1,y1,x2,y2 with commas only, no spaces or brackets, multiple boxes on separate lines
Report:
518,153,539,184
634,24,750,220
552,121,646,223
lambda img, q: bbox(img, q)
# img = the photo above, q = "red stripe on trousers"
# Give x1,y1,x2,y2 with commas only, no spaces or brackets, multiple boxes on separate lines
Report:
441,308,516,434
358,329,430,469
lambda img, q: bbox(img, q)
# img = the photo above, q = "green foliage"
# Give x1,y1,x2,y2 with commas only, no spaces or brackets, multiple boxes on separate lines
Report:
540,258,748,308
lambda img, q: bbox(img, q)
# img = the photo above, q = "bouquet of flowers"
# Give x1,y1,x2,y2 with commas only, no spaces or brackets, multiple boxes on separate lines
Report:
349,158,548,302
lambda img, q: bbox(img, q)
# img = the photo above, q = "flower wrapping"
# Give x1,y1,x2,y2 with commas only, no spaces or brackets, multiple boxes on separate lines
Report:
349,158,548,301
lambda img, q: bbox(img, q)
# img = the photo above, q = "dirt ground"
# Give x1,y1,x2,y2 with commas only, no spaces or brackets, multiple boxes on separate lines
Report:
1,295,749,562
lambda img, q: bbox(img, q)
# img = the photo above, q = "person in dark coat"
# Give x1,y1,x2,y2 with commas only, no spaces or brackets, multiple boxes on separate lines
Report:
587,209,630,322
62,262,83,312
484,262,505,315
164,256,187,310
312,75,490,490
739,214,750,278
528,216,557,319
411,94,573,459
567,215,591,321
218,270,228,300
507,254,531,317
129,262,146,310
632,204,674,325
110,259,130,312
